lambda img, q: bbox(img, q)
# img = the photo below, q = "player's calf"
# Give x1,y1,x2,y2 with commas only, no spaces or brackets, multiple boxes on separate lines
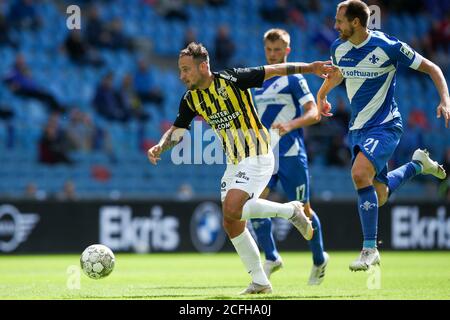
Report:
373,182,388,206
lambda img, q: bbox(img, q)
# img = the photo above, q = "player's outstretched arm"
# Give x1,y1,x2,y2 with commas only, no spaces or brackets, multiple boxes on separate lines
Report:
147,125,186,165
316,69,344,119
271,101,320,136
416,58,450,128
263,61,334,81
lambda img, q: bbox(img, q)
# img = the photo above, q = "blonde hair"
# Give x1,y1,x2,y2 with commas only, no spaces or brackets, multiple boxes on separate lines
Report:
263,28,290,47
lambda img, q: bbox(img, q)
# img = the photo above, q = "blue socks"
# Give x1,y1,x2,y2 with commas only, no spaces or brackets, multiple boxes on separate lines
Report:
308,212,325,266
387,161,422,197
251,218,279,261
357,186,378,249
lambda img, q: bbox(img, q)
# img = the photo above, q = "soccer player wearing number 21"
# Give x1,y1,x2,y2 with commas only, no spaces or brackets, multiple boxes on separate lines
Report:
147,42,333,294
317,0,449,271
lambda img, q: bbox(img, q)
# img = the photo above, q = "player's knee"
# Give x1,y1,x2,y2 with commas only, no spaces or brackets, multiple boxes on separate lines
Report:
222,201,243,220
222,217,245,238
351,169,371,187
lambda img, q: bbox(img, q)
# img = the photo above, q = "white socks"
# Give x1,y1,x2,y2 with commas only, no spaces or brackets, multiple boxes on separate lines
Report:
230,229,270,286
241,198,294,221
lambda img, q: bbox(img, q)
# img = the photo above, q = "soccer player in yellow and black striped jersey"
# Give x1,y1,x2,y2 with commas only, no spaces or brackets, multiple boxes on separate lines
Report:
148,42,333,294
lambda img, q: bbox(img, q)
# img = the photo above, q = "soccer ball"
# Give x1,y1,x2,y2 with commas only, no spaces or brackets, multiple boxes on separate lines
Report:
80,244,115,279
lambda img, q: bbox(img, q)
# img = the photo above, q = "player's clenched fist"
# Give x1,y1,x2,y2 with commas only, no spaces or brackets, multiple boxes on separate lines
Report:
317,97,333,117
147,145,162,165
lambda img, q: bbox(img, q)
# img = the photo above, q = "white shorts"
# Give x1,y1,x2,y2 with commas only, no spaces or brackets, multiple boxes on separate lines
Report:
220,150,275,202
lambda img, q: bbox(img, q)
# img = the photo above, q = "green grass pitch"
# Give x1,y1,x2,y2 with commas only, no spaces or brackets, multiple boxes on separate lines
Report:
0,252,449,300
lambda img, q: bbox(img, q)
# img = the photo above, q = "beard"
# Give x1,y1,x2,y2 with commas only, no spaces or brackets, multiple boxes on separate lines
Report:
184,79,198,90
338,26,354,40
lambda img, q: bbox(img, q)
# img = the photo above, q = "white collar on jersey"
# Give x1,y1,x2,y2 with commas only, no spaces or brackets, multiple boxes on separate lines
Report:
348,30,372,49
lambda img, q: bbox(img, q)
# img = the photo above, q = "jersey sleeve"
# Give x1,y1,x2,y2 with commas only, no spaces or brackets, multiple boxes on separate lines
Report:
289,75,315,107
389,38,423,70
217,67,266,90
173,95,197,129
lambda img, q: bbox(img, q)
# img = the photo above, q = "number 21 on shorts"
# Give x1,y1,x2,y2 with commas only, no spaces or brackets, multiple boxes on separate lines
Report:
363,138,379,155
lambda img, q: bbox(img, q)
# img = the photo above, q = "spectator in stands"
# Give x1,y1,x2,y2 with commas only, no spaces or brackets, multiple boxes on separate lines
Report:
393,111,426,167
23,182,47,200
8,0,41,30
213,25,235,70
3,54,65,113
0,103,14,120
107,18,135,51
93,72,130,122
290,0,321,12
326,134,351,167
38,113,72,165
312,17,338,53
424,0,450,20
56,180,78,201
24,182,37,199
183,28,197,49
63,30,104,67
84,5,111,48
117,74,150,121
0,12,18,48
65,108,97,152
155,0,188,21
133,60,164,109
176,183,194,201
260,0,289,24
333,97,351,134
207,0,227,6
408,107,430,131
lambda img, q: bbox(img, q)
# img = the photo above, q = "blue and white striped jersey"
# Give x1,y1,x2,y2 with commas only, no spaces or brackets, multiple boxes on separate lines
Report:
331,30,423,130
253,74,315,158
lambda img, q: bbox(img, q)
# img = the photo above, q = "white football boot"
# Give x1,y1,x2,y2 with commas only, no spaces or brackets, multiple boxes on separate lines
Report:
263,258,284,279
288,201,314,240
412,149,446,179
349,248,380,272
239,282,273,295
308,252,329,285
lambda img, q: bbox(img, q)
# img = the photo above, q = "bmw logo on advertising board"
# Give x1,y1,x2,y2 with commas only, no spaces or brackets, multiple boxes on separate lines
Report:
190,202,226,253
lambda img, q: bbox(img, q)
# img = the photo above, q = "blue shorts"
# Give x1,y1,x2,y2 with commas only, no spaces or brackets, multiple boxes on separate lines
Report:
349,119,403,186
267,155,310,203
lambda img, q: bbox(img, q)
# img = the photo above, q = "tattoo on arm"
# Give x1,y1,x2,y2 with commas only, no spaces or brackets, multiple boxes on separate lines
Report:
159,127,184,153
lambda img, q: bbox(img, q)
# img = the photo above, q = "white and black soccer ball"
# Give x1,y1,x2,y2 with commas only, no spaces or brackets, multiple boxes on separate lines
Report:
80,244,115,279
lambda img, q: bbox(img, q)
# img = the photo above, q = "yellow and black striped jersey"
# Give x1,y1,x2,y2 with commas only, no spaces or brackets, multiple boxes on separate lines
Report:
174,67,270,164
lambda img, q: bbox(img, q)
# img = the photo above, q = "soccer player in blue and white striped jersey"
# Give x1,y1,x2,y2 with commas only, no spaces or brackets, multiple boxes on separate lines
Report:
251,29,329,285
317,0,449,271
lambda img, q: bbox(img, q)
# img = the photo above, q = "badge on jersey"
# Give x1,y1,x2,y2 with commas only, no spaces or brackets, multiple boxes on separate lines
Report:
217,86,229,100
298,79,310,94
400,44,414,60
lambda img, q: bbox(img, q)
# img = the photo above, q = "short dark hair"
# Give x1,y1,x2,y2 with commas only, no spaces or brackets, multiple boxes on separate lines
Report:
338,0,370,28
179,42,209,64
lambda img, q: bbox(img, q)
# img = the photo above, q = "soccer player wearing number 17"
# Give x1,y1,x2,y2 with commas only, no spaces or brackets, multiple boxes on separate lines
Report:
317,0,449,271
147,42,333,294
251,29,329,285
